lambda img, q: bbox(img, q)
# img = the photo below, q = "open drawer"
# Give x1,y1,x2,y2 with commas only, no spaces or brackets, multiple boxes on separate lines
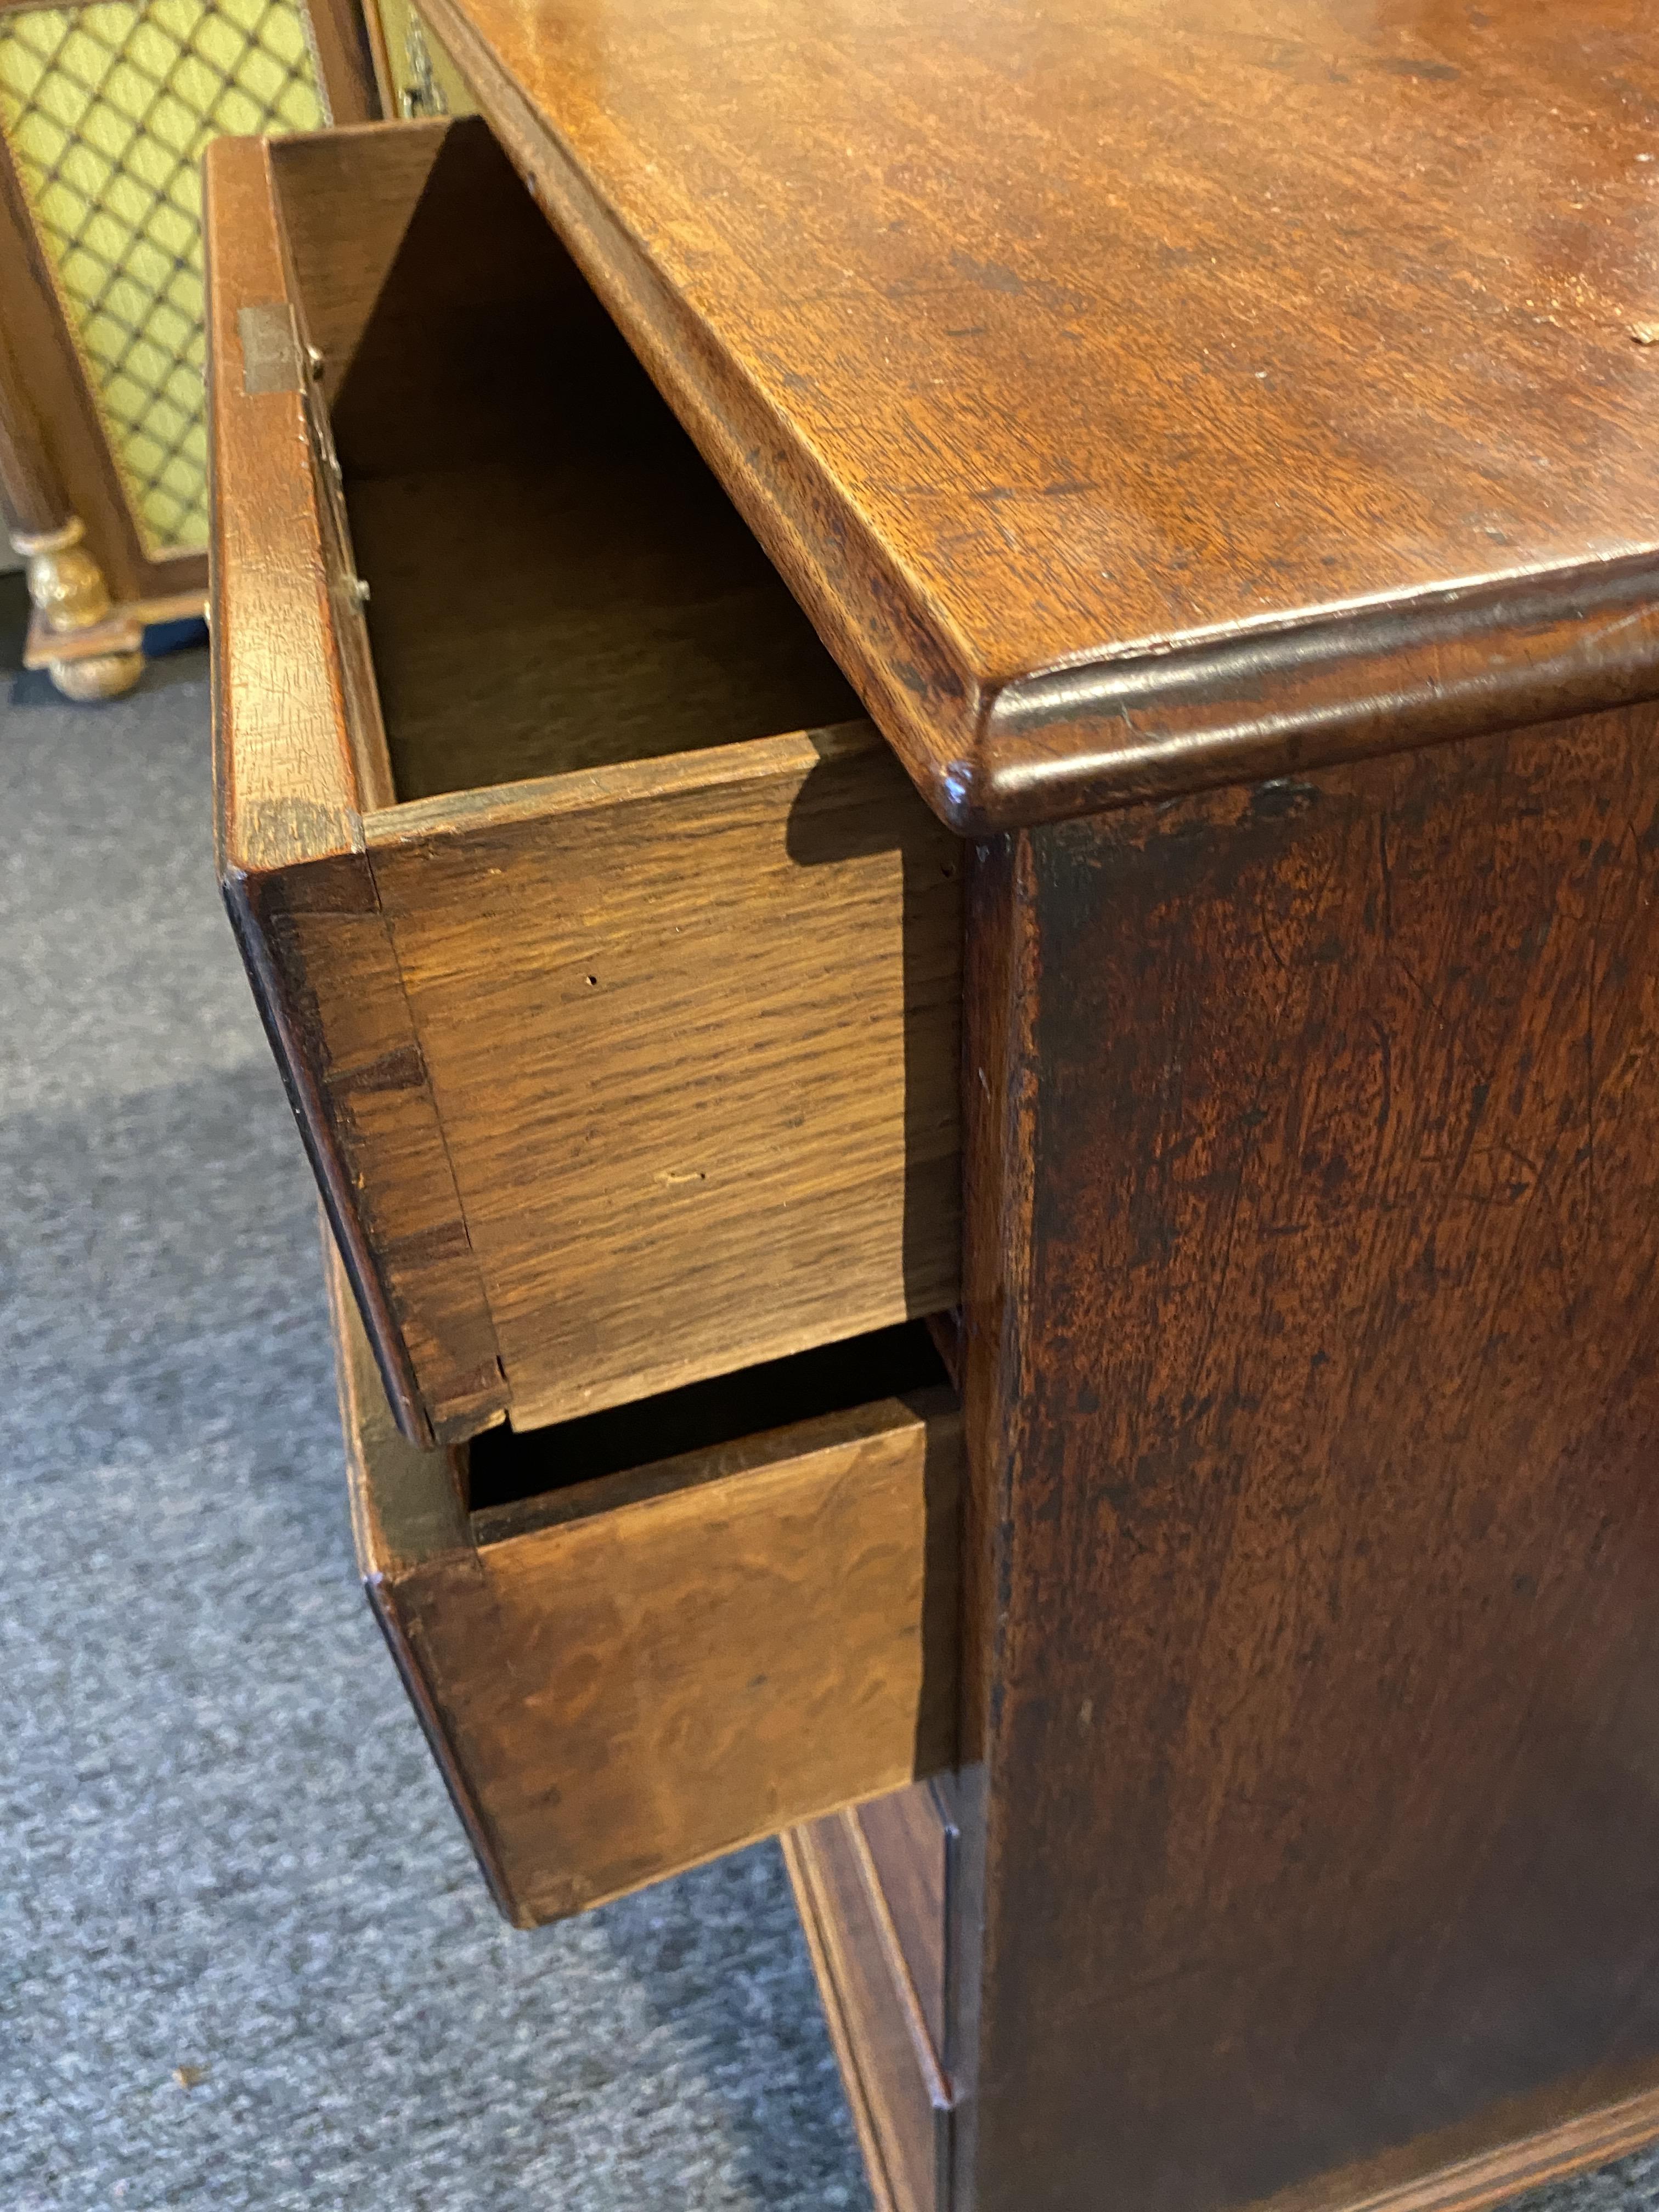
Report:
328,1243,961,1927
205,115,963,1449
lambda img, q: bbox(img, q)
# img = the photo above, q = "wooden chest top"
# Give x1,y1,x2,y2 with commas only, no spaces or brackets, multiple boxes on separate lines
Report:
425,0,1659,825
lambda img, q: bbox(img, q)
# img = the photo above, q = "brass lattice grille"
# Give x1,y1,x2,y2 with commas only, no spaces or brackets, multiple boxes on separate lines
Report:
0,0,323,551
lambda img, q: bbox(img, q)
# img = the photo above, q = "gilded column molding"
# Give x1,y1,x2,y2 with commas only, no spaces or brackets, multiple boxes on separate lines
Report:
10,515,144,701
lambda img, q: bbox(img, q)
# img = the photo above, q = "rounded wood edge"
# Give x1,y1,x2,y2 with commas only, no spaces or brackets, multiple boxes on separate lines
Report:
939,556,1659,832
203,132,367,877
359,9,1659,838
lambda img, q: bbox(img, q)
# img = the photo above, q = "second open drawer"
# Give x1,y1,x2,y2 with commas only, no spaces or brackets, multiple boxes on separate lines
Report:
330,1246,961,1927
206,116,963,1449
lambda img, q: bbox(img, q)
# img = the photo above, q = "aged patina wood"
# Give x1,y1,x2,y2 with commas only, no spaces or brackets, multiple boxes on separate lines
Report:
417,0,1659,829
331,1244,963,1927
204,13,1659,2207
956,702,1659,2212
206,118,963,1444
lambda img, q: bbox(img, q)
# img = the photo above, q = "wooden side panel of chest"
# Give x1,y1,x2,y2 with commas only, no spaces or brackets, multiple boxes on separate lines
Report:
956,700,1659,2212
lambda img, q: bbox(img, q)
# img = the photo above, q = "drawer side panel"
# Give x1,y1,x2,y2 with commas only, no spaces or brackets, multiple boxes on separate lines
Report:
366,727,963,1426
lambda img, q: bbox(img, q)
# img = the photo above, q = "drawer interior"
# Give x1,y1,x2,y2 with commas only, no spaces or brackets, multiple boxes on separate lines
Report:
466,1318,951,1529
223,120,962,1450
281,117,862,804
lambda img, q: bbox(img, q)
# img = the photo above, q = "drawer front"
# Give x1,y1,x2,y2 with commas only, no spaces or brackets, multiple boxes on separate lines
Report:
330,1246,961,1927
206,116,963,1450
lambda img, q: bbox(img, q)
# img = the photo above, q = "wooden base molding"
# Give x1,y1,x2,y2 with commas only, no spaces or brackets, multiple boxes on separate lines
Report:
1255,2078,1659,2212
790,1792,1659,2212
786,1828,903,2212
784,1810,952,2212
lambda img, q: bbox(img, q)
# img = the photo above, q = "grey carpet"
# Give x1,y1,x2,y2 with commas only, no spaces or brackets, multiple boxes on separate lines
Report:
1,601,1655,2210
0,622,868,2211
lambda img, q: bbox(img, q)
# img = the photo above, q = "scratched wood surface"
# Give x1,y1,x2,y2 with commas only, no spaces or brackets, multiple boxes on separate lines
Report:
332,1244,964,1926
208,63,1659,2212
421,0,1659,828
955,698,1659,2212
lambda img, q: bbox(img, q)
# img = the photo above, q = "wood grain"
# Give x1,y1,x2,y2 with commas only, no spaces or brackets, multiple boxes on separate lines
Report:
785,1809,952,2212
465,1319,950,1532
856,1782,952,2064
208,57,1659,2212
204,133,363,868
785,1824,906,2212
1263,2073,1659,2212
327,1236,521,1913
301,0,386,126
326,1210,469,1573
421,0,1659,829
210,117,960,1440
345,442,863,800
955,700,1659,2212
259,120,449,406
0,303,64,537
308,116,860,799
205,131,507,1444
367,723,962,1426
333,1241,964,1926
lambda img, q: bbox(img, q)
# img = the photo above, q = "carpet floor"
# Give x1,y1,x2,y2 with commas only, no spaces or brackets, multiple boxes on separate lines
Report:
0,618,868,2211
1,602,1654,2210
